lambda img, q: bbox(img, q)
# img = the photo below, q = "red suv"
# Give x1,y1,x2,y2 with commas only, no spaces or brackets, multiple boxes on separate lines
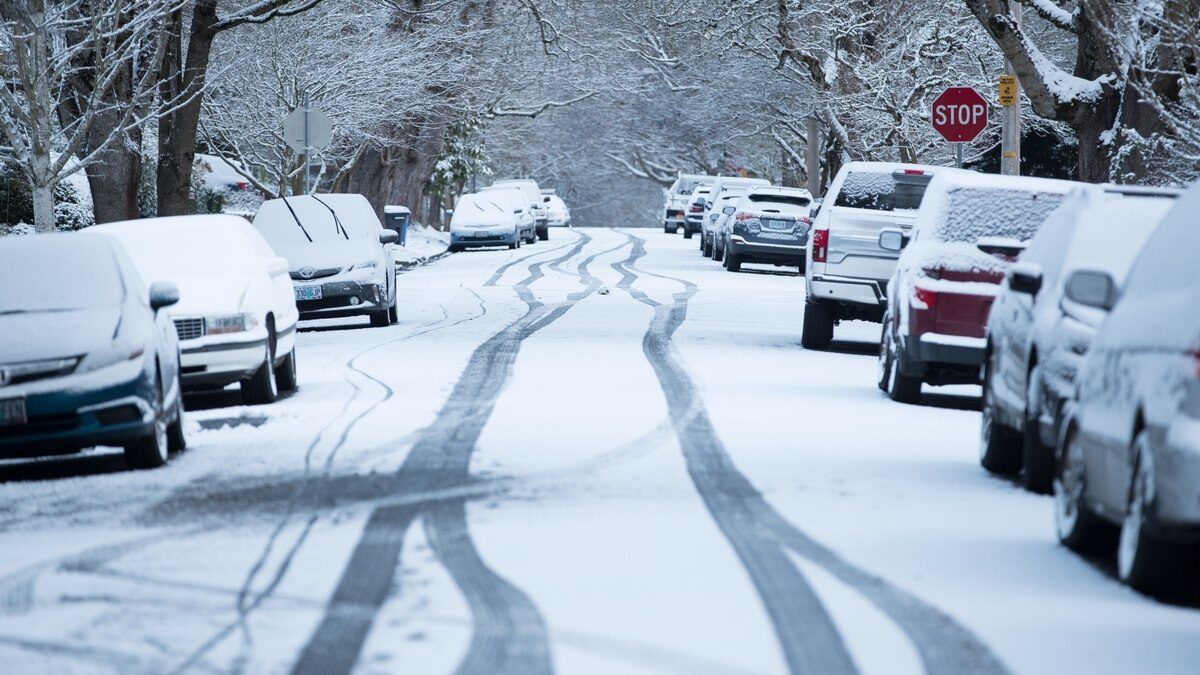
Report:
876,172,1077,403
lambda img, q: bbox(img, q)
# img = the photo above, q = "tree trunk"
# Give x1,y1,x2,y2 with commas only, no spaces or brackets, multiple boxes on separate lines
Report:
157,1,219,216
31,182,55,233
86,134,142,223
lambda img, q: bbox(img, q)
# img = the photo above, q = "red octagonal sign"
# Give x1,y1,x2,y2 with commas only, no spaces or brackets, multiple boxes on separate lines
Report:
931,87,989,143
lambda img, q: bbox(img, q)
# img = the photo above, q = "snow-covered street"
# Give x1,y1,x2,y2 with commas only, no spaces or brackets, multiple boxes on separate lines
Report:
2,227,1198,675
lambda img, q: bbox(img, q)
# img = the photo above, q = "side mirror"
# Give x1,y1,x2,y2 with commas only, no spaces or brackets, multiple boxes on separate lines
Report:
543,196,551,203
267,257,289,275
722,205,736,215
514,208,524,214
1007,262,1042,297
445,209,454,217
1065,270,1117,310
379,229,400,245
149,281,180,311
878,228,907,252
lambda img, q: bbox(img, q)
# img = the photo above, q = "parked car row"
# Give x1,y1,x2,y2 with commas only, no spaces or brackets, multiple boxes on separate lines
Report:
662,172,817,275
449,178,570,252
794,158,1200,598
1,191,403,470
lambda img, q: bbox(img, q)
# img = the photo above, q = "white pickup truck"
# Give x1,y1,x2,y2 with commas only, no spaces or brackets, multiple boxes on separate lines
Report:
663,173,714,233
802,161,952,350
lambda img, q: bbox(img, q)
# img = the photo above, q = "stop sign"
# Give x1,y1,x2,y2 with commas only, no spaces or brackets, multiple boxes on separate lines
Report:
931,87,989,143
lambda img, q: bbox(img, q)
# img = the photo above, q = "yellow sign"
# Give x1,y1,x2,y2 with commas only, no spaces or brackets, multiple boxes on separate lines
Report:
999,75,1018,107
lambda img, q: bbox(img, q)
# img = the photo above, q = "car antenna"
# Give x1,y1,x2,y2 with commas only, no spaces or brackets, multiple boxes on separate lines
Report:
309,193,349,240
280,196,313,242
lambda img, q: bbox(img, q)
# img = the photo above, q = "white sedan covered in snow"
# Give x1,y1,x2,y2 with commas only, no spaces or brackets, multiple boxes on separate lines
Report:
93,215,300,405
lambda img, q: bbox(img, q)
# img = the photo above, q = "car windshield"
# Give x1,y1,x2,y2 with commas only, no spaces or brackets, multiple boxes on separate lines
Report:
749,194,810,209
933,187,1065,243
0,242,124,313
255,197,373,246
835,171,929,211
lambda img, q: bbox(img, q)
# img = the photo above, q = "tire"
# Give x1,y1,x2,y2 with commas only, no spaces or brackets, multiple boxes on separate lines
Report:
980,352,1022,474
369,310,390,327
1117,433,1196,596
274,347,298,392
167,382,186,453
449,244,462,253
388,300,399,324
712,238,724,262
125,377,169,469
664,224,674,234
241,332,279,405
801,299,835,350
1022,365,1054,494
887,343,922,404
702,235,713,257
1055,426,1118,554
699,233,706,252
538,227,549,241
877,323,893,393
724,248,741,272
683,229,693,240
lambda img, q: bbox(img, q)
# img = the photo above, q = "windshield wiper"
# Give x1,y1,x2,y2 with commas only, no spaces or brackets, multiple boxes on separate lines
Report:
280,196,313,243
310,194,349,240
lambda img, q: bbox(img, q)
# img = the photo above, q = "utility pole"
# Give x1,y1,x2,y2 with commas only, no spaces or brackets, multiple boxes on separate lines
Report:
1000,1,1021,175
805,116,821,197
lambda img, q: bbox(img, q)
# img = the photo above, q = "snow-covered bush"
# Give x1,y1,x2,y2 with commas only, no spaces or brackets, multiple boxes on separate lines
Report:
53,174,94,230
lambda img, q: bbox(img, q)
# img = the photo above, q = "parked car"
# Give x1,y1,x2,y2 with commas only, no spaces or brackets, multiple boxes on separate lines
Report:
449,192,526,251
481,188,537,244
0,233,184,468
253,194,398,328
663,173,714,234
95,215,301,405
718,186,813,273
487,179,549,240
1053,180,1200,598
981,185,1181,492
702,189,752,258
701,176,771,257
876,171,1076,404
543,192,572,227
803,162,951,350
683,185,711,239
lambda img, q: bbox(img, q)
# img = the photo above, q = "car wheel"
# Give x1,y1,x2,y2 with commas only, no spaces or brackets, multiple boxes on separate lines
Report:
887,341,922,404
369,309,390,327
538,227,549,241
712,239,723,262
800,299,834,350
241,331,279,405
702,235,712,257
725,247,741,272
388,300,399,324
664,224,674,234
980,352,1021,474
275,347,298,392
1054,427,1117,554
167,381,186,453
683,229,693,239
449,244,462,253
1022,364,1054,494
125,377,169,469
877,323,893,393
1117,432,1195,596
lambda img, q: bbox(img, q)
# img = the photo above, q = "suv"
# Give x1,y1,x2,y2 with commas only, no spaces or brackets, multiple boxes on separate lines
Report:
487,179,549,240
876,172,1077,404
718,186,813,273
701,176,771,257
682,185,711,239
980,185,1179,492
663,173,713,233
802,162,948,350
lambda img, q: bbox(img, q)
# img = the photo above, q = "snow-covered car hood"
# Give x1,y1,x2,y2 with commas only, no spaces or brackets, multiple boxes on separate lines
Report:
166,275,254,316
0,306,121,364
277,238,378,272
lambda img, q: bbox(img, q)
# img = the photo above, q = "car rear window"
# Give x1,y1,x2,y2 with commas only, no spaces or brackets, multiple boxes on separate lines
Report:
933,187,1065,243
748,194,811,208
835,171,930,211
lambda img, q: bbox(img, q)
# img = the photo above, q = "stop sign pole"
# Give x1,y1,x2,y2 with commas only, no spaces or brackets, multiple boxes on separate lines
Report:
931,87,989,168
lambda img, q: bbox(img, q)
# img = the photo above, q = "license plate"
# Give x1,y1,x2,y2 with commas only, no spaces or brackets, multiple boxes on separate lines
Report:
0,397,27,427
295,285,323,301
762,219,793,231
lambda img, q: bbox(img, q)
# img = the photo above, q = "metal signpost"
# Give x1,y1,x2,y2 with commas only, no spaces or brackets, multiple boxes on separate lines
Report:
931,87,989,168
283,94,333,194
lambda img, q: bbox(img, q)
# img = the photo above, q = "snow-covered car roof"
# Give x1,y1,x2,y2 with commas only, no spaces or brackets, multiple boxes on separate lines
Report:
0,233,129,313
92,215,268,282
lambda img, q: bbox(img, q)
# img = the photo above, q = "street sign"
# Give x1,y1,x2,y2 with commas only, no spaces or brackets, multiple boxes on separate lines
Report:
998,75,1017,107
283,105,332,153
931,87,989,143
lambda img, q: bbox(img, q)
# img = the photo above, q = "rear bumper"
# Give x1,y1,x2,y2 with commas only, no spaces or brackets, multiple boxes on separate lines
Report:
809,275,886,308
0,363,156,457
913,333,986,367
729,239,805,263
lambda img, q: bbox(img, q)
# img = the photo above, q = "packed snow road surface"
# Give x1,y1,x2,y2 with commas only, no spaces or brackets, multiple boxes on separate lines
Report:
1,228,1197,674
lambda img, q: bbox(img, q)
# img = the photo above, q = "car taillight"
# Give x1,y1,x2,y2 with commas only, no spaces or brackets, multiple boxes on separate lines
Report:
912,285,937,310
735,212,755,221
902,169,926,175
798,216,812,225
811,228,829,262
689,204,702,213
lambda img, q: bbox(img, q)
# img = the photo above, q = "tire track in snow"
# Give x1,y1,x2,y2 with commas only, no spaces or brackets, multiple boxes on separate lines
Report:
612,229,1008,675
293,230,630,675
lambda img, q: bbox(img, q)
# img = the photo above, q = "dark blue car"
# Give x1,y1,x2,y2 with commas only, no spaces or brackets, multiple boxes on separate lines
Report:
0,233,185,469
